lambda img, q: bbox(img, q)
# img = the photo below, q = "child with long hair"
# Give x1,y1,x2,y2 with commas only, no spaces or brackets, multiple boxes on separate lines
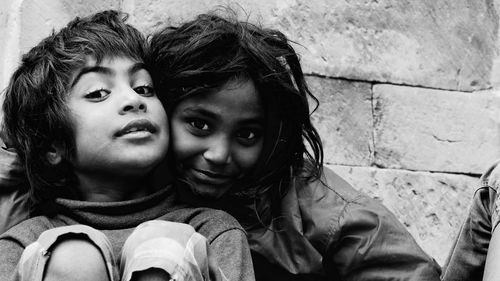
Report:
147,12,442,280
0,10,254,281
0,10,442,281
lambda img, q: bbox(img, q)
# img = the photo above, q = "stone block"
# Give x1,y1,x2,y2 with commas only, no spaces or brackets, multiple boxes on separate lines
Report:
328,164,479,265
374,84,500,174
275,0,497,91
307,76,373,166
129,0,270,34
133,0,498,91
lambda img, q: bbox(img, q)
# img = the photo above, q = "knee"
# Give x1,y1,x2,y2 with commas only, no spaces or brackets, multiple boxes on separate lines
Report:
44,238,109,281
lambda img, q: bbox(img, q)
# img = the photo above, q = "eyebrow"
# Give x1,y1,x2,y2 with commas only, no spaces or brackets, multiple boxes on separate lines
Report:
183,107,265,124
183,107,218,119
70,62,147,88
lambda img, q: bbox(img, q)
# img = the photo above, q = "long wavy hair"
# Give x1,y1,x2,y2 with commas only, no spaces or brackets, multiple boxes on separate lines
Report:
148,12,323,223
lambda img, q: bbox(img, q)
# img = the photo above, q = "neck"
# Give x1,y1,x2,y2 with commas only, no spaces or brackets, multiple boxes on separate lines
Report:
75,173,155,202
175,182,220,208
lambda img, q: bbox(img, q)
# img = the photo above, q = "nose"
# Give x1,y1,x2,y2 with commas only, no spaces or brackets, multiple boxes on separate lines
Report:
119,87,147,114
203,137,231,165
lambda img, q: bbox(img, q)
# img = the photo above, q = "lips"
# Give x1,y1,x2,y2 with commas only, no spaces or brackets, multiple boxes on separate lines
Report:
115,119,158,137
194,168,230,178
190,168,232,184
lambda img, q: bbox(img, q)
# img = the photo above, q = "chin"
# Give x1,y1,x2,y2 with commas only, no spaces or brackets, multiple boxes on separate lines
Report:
117,157,163,176
187,183,230,201
128,149,166,168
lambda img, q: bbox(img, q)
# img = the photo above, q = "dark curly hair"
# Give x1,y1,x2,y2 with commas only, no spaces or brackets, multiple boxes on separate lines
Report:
3,10,148,215
148,11,323,223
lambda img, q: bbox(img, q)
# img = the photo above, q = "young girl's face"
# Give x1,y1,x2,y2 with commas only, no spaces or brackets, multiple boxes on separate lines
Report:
170,78,265,199
66,56,169,190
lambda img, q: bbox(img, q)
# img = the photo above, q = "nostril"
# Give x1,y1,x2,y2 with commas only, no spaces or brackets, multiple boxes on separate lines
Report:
139,104,146,110
123,105,133,112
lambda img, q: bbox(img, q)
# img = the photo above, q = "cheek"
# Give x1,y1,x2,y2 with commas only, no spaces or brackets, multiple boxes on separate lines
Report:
150,100,169,128
171,124,199,161
237,142,263,171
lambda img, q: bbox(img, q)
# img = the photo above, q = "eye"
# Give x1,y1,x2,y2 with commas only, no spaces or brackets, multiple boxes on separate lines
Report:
84,88,110,101
237,128,262,146
134,85,155,97
189,119,210,131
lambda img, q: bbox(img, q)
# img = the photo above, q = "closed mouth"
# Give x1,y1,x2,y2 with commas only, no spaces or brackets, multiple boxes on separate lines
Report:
193,168,230,178
115,119,157,137
191,168,231,184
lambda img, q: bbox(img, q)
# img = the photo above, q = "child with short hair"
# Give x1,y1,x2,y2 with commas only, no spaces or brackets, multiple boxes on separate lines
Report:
148,12,442,280
0,10,254,281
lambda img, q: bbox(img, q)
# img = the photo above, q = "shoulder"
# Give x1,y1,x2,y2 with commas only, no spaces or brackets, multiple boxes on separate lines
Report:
291,166,384,249
0,216,52,247
160,207,244,243
479,159,500,192
469,160,500,231
457,160,500,222
294,166,415,244
295,166,370,209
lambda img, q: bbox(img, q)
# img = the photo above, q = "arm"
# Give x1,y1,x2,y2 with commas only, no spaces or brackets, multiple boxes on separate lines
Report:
210,228,255,281
442,187,492,281
483,224,500,281
482,161,500,281
0,237,24,281
442,161,500,281
328,196,442,281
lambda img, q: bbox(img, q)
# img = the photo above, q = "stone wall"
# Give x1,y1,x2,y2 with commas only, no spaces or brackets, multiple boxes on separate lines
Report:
2,0,500,265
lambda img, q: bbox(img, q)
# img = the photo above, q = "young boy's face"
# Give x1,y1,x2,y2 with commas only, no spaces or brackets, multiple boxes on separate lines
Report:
66,56,169,186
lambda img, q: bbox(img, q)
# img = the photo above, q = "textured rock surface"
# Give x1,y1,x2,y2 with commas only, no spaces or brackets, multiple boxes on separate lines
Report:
373,84,500,174
135,0,498,91
308,76,373,166
329,164,479,265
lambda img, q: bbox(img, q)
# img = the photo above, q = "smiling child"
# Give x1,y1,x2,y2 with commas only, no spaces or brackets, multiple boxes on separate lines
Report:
0,10,254,281
148,12,442,280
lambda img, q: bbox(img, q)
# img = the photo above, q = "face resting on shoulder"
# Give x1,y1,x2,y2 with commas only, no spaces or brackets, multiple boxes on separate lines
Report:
59,56,169,198
170,78,265,200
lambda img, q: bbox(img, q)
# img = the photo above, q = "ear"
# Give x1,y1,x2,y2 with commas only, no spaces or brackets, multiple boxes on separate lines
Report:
46,144,64,165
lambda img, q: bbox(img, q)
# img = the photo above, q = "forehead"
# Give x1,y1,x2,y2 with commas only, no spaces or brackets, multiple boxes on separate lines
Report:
180,79,263,119
69,56,146,86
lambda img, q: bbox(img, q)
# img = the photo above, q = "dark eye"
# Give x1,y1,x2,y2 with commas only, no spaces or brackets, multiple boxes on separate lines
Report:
190,119,209,131
85,89,110,100
237,129,262,146
238,130,256,140
134,85,155,97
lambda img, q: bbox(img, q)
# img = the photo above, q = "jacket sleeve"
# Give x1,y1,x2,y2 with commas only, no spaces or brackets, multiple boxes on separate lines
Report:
210,228,255,281
0,237,24,281
326,193,442,280
441,161,500,281
0,145,30,234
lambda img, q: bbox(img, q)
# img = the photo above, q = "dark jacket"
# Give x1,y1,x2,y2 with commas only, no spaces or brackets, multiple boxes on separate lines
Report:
246,167,442,281
442,161,500,281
